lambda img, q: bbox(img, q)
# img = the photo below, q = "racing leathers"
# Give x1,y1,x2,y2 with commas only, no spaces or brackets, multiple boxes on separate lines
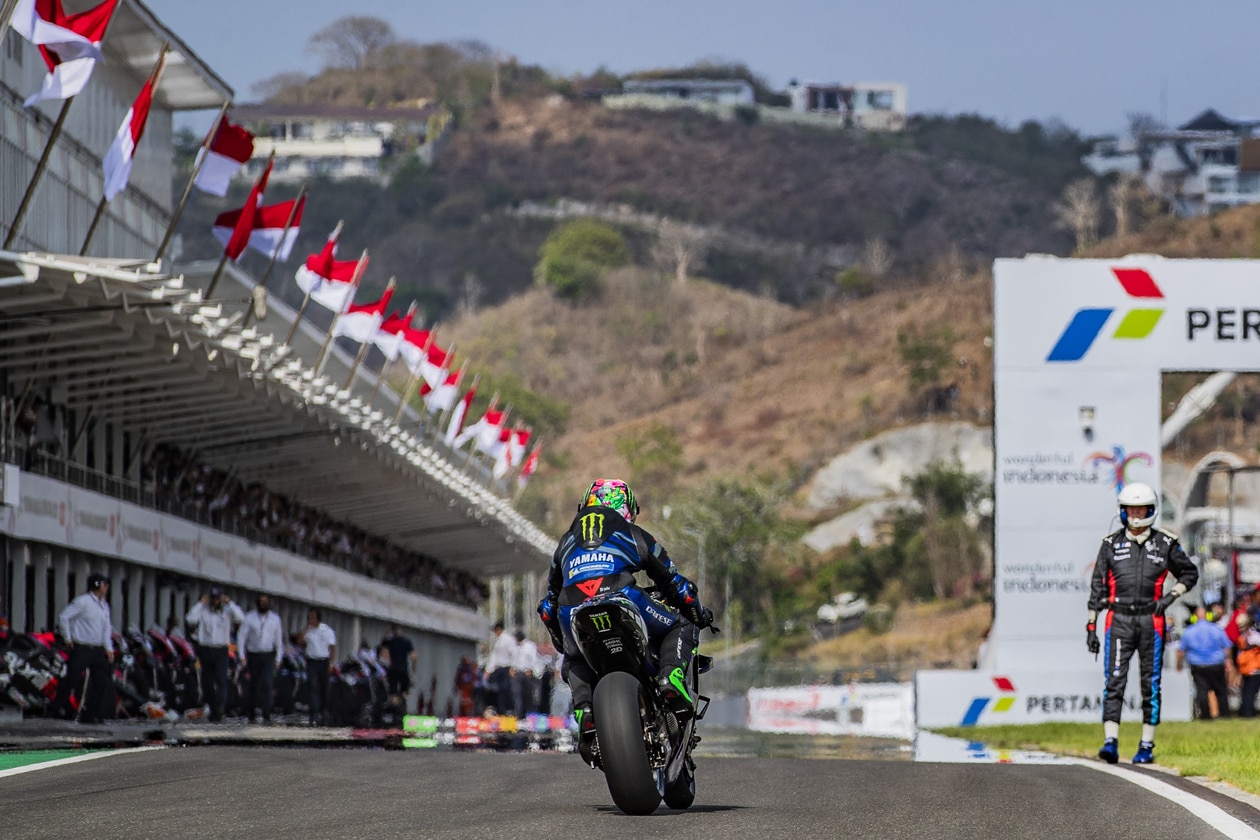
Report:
1088,527,1198,725
538,504,707,713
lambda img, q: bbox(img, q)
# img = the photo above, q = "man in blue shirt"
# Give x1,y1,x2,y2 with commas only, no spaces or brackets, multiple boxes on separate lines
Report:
1176,604,1234,719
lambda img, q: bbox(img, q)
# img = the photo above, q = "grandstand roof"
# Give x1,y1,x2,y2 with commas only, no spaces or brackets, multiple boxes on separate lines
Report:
0,250,553,578
104,0,234,110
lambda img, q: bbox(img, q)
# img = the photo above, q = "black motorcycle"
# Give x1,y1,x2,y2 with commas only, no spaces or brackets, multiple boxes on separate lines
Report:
569,590,715,815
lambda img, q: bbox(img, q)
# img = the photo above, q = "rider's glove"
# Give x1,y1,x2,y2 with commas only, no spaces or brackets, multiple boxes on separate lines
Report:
537,596,564,649
1153,591,1178,617
1085,622,1100,655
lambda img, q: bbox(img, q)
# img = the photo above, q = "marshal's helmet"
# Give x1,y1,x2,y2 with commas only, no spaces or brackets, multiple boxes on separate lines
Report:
581,478,639,522
1118,481,1158,529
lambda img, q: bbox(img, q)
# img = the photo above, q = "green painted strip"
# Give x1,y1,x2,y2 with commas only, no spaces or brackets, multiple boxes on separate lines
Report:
0,750,86,772
1113,308,1163,339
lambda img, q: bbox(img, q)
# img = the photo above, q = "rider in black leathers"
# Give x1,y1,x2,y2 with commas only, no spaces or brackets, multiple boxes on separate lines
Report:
538,479,710,748
1086,482,1197,765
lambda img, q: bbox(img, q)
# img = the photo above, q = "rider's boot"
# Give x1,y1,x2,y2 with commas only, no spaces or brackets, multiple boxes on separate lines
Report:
1131,741,1155,764
657,621,700,721
573,703,598,767
1097,737,1119,764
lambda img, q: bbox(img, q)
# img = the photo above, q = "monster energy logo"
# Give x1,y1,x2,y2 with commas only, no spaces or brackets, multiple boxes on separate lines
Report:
590,612,612,632
580,512,605,542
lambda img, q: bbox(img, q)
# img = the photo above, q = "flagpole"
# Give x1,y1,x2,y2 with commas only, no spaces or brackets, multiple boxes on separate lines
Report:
313,249,368,374
4,99,74,250
206,150,273,299
0,0,21,53
80,45,169,257
155,100,229,265
390,369,420,426
242,184,306,328
5,2,120,251
344,277,395,390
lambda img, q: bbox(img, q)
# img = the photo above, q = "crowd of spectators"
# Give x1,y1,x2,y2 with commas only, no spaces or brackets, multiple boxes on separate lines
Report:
1176,583,1260,718
144,443,489,609
467,624,567,720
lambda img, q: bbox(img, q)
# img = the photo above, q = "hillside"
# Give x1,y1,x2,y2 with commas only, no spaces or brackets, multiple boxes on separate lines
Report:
173,97,1087,320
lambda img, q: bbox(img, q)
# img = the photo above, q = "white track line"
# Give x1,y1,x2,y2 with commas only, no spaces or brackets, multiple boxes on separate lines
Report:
0,746,163,780
1073,759,1260,840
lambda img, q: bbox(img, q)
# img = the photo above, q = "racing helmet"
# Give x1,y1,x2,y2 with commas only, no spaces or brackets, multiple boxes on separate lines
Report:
581,478,639,522
1117,482,1157,529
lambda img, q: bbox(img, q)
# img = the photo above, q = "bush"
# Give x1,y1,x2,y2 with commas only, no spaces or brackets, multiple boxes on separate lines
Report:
534,219,629,302
862,603,896,634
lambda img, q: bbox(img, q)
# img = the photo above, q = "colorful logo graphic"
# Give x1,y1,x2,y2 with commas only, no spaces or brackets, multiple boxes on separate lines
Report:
960,676,1017,726
1047,268,1165,362
1086,445,1153,492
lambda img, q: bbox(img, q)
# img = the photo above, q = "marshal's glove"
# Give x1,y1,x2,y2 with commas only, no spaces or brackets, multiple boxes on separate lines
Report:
1153,591,1178,617
1086,622,1100,655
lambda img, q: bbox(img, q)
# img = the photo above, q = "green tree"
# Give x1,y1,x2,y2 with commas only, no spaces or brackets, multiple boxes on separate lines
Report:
534,219,629,301
896,325,955,392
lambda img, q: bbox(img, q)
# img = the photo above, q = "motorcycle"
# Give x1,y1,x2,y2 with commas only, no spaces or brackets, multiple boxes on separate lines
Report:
568,590,716,815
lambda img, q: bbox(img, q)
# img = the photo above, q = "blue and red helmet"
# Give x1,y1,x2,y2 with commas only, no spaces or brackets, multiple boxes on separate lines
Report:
581,478,639,522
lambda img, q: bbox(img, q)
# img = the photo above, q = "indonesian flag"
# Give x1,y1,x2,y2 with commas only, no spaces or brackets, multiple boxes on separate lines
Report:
333,287,393,343
420,369,463,413
13,0,118,107
101,78,154,201
397,328,432,376
374,310,413,361
212,194,304,261
508,428,531,469
491,426,515,479
419,342,454,388
213,158,271,260
295,226,360,312
193,118,254,197
443,387,475,446
517,444,540,490
453,407,504,451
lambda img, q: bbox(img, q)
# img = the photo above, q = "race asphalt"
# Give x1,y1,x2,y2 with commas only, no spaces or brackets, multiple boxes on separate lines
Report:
1,744,1257,840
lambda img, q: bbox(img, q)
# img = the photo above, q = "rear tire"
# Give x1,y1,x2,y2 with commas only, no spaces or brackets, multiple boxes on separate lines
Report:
663,759,696,809
594,671,662,815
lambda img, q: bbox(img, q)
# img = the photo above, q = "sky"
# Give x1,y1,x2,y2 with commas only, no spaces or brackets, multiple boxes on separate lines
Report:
147,0,1256,137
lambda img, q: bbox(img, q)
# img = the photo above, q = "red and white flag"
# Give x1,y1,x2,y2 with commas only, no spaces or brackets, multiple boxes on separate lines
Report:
420,368,463,413
375,307,415,361
418,342,454,389
333,286,394,344
453,407,505,451
212,158,271,260
491,425,515,479
295,225,360,312
443,387,475,446
517,444,541,490
397,328,432,376
508,427,531,469
212,193,304,261
101,77,154,201
13,0,118,107
193,118,254,197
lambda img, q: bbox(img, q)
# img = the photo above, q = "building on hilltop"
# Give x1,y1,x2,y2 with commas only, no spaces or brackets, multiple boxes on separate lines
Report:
233,102,443,184
621,78,755,106
1082,108,1260,217
786,80,908,131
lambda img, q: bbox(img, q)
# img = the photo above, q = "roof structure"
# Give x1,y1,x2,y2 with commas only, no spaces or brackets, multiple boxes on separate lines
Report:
102,0,233,110
0,250,553,578
231,103,436,123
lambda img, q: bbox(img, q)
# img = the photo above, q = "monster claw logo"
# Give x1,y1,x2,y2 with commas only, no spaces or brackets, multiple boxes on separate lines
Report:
960,676,1017,726
589,612,612,632
579,512,604,542
1047,268,1165,362
1087,445,1153,492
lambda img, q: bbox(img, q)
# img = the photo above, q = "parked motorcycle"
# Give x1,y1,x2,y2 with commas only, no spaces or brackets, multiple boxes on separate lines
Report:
568,590,716,815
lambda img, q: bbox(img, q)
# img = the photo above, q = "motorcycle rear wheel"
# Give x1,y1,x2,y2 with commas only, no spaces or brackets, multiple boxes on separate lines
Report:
594,671,663,815
663,758,696,810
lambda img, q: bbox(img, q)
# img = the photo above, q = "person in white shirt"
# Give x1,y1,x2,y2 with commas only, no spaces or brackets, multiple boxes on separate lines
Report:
49,573,114,723
237,593,284,723
297,607,337,726
511,631,541,717
186,585,244,722
484,621,518,714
